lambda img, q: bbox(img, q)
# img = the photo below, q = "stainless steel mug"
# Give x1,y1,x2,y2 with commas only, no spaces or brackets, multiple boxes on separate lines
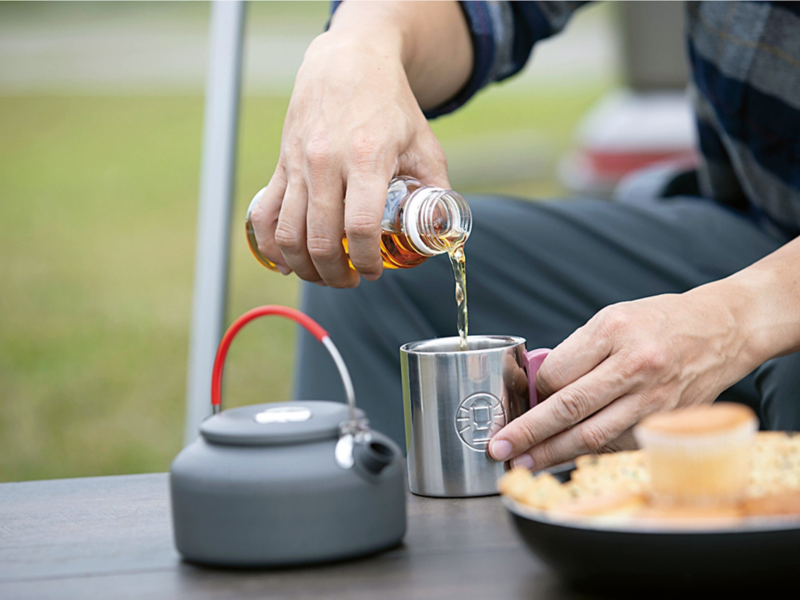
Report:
400,335,550,497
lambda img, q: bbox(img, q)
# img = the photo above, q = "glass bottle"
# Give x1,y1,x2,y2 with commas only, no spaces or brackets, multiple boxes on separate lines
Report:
246,176,472,271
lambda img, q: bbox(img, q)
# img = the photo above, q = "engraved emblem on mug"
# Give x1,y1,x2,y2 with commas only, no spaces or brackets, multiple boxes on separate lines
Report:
455,392,506,451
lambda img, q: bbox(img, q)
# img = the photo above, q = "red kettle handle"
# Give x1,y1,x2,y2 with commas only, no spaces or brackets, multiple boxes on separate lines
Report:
211,305,330,413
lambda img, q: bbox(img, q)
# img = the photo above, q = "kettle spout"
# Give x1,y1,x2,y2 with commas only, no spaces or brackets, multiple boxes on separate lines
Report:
354,440,394,477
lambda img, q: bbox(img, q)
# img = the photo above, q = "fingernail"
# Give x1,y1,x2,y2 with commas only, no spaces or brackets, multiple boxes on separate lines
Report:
512,454,535,470
490,439,512,461
276,265,291,276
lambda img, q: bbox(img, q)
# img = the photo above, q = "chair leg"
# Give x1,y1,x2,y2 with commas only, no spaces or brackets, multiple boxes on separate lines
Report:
184,1,247,445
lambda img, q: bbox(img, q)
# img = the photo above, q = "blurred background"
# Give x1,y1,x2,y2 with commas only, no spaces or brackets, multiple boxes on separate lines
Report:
0,1,692,482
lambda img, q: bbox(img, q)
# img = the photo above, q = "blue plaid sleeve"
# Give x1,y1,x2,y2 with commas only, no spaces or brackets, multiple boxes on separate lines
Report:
329,2,587,119
427,1,588,118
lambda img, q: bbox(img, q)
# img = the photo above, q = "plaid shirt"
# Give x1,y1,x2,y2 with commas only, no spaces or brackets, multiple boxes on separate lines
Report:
444,1,800,238
329,1,800,237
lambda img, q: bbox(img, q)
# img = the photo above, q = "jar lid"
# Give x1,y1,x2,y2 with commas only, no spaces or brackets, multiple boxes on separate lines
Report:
200,400,364,446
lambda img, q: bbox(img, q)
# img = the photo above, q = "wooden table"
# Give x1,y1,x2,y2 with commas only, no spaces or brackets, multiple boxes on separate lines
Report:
0,473,592,600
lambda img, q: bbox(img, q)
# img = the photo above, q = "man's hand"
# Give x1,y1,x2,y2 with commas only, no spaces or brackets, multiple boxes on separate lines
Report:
248,2,471,288
488,287,761,470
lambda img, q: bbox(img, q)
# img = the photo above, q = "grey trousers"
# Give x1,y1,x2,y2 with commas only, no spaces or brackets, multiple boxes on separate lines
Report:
293,196,800,448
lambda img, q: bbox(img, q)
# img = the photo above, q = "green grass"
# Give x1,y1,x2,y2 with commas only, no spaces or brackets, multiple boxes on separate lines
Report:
0,1,331,31
0,82,608,482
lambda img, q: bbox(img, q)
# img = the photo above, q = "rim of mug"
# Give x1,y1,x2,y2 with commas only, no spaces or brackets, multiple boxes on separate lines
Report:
400,335,526,355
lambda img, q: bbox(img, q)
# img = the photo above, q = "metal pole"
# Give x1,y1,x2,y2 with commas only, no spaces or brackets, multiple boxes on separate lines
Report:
184,0,246,445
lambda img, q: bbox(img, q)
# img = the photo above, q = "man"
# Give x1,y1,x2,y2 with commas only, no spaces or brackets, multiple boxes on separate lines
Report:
248,1,800,471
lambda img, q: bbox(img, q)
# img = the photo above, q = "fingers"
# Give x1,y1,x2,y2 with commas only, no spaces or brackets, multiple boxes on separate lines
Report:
489,353,633,462
248,166,291,274
260,123,450,283
536,321,613,400
268,142,393,286
511,396,643,470
304,153,359,288
343,172,390,281
275,178,323,284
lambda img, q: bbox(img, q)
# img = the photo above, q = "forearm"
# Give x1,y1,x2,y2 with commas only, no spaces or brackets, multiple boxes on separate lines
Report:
326,1,472,110
691,236,800,375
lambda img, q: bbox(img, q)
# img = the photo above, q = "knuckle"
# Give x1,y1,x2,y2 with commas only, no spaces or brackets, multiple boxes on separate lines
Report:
555,388,590,424
304,137,334,170
249,201,267,227
274,222,303,253
535,375,552,400
538,362,563,396
617,353,641,380
345,212,381,242
630,343,667,373
533,443,557,468
306,235,343,263
283,163,304,183
514,434,537,458
597,305,629,338
578,423,609,453
282,137,303,166
645,345,669,372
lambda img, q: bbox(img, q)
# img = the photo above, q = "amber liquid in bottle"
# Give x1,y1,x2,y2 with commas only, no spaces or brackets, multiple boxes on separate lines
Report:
342,231,429,270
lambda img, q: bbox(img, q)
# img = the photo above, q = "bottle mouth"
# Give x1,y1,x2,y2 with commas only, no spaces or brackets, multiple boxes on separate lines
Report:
404,188,472,255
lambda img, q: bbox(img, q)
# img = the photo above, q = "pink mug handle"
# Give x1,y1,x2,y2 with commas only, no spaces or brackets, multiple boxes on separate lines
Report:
525,348,551,408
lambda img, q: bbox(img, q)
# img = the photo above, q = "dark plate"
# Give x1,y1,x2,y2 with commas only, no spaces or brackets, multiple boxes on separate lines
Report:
504,466,800,592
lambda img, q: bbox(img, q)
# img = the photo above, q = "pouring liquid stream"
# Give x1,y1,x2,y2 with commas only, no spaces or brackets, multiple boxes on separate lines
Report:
342,234,469,351
449,244,468,351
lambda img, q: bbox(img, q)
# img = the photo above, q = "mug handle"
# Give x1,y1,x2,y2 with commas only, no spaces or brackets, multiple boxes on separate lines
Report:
525,348,551,408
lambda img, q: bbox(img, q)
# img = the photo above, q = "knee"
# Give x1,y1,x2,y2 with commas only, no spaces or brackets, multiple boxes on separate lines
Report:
299,280,369,325
298,274,403,335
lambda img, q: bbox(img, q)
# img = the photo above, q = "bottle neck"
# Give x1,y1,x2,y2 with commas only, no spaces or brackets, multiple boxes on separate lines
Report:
403,187,472,256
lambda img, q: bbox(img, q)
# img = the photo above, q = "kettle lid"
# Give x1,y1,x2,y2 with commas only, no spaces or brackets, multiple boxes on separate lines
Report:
200,400,365,446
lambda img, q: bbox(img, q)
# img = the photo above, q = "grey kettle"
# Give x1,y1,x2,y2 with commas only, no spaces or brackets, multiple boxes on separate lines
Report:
170,305,406,566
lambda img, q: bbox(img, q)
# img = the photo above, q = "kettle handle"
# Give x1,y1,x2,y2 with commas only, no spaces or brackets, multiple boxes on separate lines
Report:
211,305,357,421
